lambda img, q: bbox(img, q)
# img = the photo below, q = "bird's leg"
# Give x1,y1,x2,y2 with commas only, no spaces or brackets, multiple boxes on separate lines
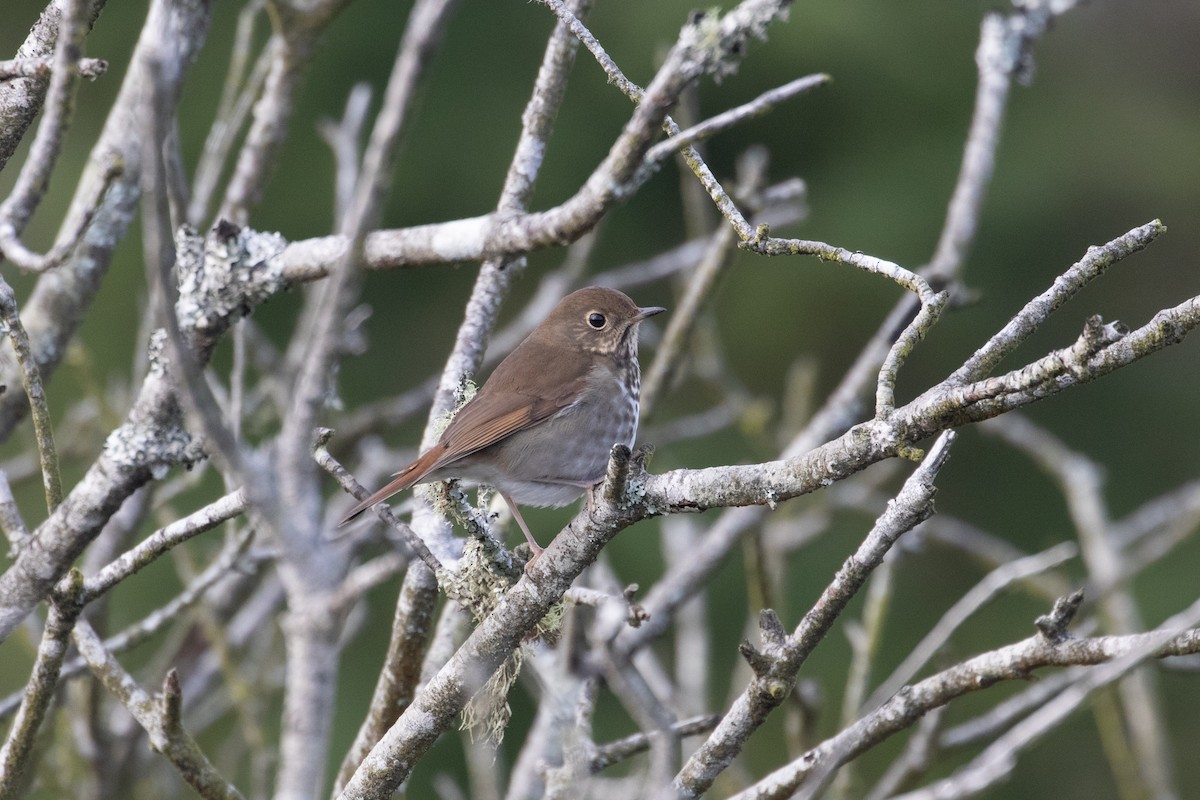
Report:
500,493,544,565
548,478,600,516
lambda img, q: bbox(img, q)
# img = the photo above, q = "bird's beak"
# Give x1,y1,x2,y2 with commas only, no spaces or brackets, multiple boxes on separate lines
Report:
636,306,666,322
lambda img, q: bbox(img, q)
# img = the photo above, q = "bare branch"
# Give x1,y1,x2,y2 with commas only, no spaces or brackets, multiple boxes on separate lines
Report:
949,220,1164,384
642,74,829,165
0,571,84,798
187,0,269,227
891,600,1200,800
730,606,1200,800
72,619,246,800
0,277,62,515
0,0,90,272
0,0,215,440
590,714,721,773
640,148,766,417
983,412,1179,796
675,431,956,798
862,541,1078,712
80,488,247,601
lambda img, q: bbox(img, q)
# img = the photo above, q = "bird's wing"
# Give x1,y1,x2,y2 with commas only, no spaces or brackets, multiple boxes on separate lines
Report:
433,381,582,462
434,338,592,463
337,342,590,526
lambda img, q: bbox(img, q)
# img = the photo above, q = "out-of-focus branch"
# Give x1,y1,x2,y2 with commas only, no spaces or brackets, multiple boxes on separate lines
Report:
861,541,1078,713
0,0,96,273
216,0,353,226
0,0,215,441
926,11,1034,281
0,571,84,798
863,708,944,800
640,148,768,418
272,3,463,798
187,0,268,227
937,669,1077,750
0,277,62,515
0,527,255,732
0,336,206,644
317,84,373,228
983,413,1178,797
0,473,29,551
589,714,721,773
330,557,439,795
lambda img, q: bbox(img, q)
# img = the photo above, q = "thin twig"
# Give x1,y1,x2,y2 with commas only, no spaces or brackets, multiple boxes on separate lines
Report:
0,0,91,272
640,147,768,418
539,0,760,240
590,714,721,773
187,0,269,226
72,618,246,799
81,488,248,601
0,56,108,81
728,610,1200,800
0,571,84,799
675,431,957,798
862,541,1078,713
0,276,62,514
314,432,444,575
642,73,829,165
949,221,1164,384
890,600,1200,800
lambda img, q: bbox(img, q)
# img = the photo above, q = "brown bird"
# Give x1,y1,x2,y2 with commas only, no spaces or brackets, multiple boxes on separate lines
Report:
338,287,665,558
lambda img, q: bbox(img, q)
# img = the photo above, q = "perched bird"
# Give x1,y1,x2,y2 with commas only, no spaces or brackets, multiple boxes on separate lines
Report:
339,287,665,558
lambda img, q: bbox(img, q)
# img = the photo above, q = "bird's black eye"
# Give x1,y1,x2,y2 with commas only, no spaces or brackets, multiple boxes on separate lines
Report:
587,312,607,330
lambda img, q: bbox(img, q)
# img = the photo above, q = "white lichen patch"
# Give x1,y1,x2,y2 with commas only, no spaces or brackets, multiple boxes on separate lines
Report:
174,225,288,334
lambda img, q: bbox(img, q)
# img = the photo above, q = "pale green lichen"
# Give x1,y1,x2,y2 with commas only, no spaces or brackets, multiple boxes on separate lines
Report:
441,537,513,623
461,650,522,745
449,537,566,746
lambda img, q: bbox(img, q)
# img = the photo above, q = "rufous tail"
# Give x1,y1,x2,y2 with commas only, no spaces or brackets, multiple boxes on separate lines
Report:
337,447,443,526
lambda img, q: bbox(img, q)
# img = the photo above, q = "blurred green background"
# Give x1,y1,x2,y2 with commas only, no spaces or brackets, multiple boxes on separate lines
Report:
2,0,1198,797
